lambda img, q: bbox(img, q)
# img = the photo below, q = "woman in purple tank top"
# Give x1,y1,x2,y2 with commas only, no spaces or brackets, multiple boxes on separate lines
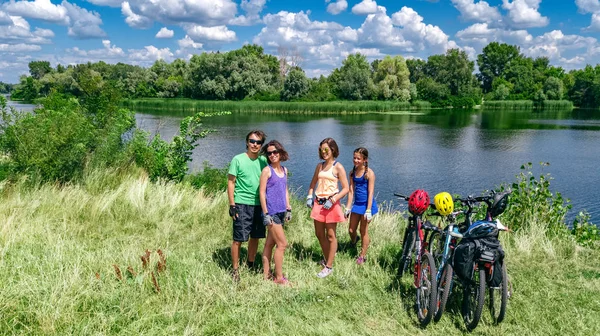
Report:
259,140,292,285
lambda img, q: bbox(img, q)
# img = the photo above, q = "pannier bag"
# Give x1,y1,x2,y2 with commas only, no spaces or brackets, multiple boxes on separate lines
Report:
452,236,505,286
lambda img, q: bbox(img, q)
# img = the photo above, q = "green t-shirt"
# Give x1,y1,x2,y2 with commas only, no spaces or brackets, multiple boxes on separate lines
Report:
228,153,268,205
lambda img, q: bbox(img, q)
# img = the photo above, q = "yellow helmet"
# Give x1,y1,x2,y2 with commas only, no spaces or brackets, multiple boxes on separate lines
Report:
434,192,454,216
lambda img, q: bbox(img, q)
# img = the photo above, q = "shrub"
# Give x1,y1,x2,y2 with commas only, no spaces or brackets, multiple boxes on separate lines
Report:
503,162,571,235
571,211,599,247
187,162,229,194
0,94,95,182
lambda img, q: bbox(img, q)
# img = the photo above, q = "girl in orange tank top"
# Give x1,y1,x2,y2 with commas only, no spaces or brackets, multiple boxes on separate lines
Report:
306,138,349,278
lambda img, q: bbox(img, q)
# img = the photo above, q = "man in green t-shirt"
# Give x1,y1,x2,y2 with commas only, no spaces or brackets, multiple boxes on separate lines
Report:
228,130,268,282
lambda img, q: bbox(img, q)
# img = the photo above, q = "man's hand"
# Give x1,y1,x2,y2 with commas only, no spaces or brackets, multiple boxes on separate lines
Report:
229,205,239,219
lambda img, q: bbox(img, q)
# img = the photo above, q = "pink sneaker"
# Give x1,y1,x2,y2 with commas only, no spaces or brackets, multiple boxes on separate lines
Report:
273,277,290,286
356,256,366,265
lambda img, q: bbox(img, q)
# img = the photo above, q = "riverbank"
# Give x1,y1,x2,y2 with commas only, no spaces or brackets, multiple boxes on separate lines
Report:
123,98,432,114
0,168,598,335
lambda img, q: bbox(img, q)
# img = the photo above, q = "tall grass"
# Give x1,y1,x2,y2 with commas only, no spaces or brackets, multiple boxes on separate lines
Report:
0,168,599,335
483,100,574,111
541,100,574,110
123,99,430,114
483,100,534,110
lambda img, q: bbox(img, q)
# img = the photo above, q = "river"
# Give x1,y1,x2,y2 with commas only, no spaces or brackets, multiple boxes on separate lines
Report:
6,99,600,224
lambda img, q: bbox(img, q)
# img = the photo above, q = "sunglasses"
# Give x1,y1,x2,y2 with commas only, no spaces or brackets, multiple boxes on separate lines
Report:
266,150,279,156
248,139,263,145
320,148,330,153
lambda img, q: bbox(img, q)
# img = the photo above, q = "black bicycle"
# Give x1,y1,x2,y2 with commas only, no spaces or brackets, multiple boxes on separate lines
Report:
452,190,511,331
395,193,438,328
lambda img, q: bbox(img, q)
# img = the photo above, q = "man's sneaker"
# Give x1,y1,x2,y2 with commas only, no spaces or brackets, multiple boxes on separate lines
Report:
317,267,333,278
231,268,240,282
356,256,366,265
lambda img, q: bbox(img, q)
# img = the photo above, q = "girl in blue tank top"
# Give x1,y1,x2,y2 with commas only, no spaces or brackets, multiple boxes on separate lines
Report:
259,140,292,285
344,147,378,265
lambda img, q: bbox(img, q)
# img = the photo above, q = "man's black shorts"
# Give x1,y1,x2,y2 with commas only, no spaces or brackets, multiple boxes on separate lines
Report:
233,204,266,242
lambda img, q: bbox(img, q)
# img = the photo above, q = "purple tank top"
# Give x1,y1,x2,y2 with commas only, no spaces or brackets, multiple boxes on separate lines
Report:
266,165,287,214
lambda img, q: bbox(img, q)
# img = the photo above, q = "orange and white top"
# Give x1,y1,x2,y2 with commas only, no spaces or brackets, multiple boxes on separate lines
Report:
315,162,339,198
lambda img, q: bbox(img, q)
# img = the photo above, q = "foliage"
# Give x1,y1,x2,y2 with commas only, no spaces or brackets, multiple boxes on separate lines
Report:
493,84,510,100
504,162,571,235
544,76,564,100
477,42,521,93
126,112,229,182
332,53,374,100
0,94,94,182
571,211,600,247
0,81,14,94
482,100,534,110
372,55,411,101
281,69,310,101
186,162,229,193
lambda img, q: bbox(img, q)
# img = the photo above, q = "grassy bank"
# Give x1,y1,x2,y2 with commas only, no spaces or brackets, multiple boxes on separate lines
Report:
483,100,574,110
123,98,431,114
0,168,599,335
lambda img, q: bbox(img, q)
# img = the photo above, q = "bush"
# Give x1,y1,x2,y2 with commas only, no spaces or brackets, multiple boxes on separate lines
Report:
0,94,95,182
571,211,599,247
187,162,228,194
503,162,571,235
126,112,230,182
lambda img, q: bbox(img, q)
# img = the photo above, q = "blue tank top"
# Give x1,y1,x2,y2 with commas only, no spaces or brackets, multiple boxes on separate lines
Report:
353,171,370,204
266,165,287,214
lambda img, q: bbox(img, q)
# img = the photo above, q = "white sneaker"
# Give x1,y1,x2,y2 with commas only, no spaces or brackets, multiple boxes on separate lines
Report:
317,267,333,278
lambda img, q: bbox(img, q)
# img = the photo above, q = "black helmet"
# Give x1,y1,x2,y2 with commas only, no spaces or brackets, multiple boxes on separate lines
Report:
490,192,510,217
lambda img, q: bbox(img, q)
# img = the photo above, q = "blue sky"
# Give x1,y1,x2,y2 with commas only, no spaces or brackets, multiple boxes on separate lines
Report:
1,0,600,83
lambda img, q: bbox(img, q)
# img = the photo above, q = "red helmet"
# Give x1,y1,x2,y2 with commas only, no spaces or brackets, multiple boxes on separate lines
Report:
408,189,430,215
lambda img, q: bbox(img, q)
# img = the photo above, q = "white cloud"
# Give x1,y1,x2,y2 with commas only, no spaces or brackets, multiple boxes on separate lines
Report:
585,12,600,31
456,22,533,46
63,2,106,39
3,0,69,25
390,6,456,53
230,0,266,25
155,27,174,38
502,0,549,28
326,0,348,15
85,0,123,8
176,35,203,56
128,45,174,63
177,35,203,49
0,43,41,52
0,16,54,44
185,25,236,42
121,0,238,27
121,1,152,29
352,0,378,15
575,0,600,14
337,26,358,42
66,39,124,58
0,10,13,25
3,0,105,39
450,0,501,23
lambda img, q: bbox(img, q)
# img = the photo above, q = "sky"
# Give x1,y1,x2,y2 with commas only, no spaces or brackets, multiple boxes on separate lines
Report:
1,0,600,83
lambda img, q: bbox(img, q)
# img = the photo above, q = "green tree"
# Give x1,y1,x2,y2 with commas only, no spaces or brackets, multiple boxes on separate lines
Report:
494,84,510,100
372,55,411,101
406,59,427,84
28,61,53,80
544,76,564,100
281,69,310,101
477,42,521,93
333,53,373,100
416,77,449,105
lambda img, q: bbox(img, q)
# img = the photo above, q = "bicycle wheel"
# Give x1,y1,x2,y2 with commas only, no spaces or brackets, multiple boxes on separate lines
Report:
433,263,453,322
428,230,444,267
489,262,508,324
398,228,415,278
462,266,485,331
416,252,437,327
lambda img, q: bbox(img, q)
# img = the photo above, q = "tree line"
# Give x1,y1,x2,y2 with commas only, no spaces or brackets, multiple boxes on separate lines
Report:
8,42,600,108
